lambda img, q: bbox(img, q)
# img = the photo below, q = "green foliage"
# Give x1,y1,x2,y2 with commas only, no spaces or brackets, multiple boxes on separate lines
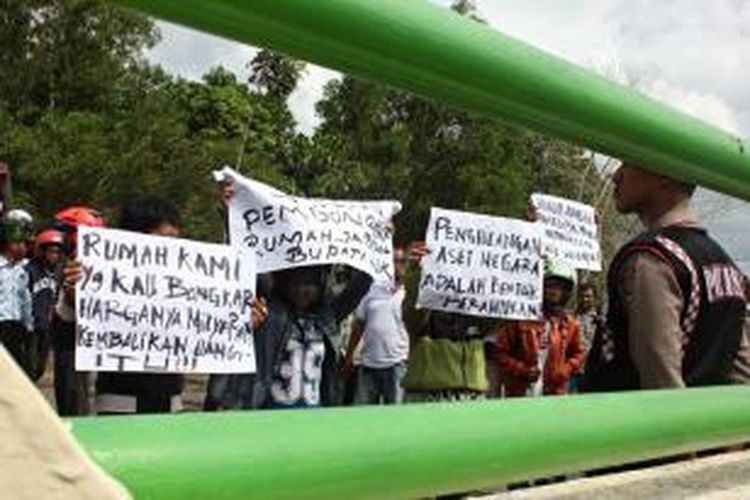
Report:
0,0,156,122
309,76,593,243
0,0,616,277
0,0,306,242
249,49,306,102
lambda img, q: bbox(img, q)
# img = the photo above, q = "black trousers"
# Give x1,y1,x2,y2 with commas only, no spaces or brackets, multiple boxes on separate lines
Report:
0,321,31,376
28,327,52,381
98,393,174,415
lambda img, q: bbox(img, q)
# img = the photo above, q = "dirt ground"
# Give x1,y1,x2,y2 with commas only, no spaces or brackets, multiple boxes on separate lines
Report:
37,358,209,413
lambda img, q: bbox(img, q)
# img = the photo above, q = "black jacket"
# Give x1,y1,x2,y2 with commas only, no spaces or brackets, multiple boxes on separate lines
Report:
585,226,746,391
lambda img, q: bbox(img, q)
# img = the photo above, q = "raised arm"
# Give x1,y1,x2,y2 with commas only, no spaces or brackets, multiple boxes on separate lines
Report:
401,242,431,338
332,269,373,322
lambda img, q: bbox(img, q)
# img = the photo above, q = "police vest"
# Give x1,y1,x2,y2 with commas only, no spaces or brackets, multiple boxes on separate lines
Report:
585,226,745,391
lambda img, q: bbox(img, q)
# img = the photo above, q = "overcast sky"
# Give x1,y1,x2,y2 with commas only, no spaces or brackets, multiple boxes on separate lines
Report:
147,0,750,266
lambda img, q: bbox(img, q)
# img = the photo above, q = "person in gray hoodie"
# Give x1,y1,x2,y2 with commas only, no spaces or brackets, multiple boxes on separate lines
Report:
206,265,371,410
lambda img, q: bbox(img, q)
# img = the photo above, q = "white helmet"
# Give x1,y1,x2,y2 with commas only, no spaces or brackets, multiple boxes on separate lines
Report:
544,257,577,289
6,208,33,225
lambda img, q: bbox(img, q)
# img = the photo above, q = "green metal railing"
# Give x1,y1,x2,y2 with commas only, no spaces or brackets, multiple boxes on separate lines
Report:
117,0,750,200
72,387,750,499
73,2,750,498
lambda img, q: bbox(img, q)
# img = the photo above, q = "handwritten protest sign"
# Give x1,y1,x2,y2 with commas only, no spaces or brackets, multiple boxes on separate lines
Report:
75,226,257,373
531,193,601,271
417,207,544,320
215,167,402,284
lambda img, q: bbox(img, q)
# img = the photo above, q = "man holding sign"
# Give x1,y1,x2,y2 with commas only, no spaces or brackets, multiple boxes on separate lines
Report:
402,208,544,401
61,196,266,414
416,207,544,321
531,194,601,272
402,241,492,402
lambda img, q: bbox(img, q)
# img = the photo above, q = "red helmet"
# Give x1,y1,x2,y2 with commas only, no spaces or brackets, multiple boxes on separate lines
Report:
35,229,66,248
53,206,106,255
54,206,106,230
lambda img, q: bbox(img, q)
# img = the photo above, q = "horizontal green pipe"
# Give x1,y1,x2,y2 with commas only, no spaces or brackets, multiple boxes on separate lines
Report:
72,387,750,499
117,0,750,199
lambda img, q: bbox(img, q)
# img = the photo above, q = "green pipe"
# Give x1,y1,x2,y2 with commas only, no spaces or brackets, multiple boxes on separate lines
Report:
117,0,750,199
72,387,750,499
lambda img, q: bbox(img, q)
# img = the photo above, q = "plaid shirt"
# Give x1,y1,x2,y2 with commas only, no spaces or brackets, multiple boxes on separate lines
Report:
0,255,33,331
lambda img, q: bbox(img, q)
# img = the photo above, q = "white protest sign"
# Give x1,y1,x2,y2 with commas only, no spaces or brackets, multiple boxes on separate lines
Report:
75,226,257,374
531,193,601,271
417,207,544,320
215,167,402,284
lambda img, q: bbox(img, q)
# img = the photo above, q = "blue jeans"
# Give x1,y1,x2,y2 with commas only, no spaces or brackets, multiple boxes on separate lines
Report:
355,363,406,405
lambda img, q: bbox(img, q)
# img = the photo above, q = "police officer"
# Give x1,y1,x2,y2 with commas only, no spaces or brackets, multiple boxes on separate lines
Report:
585,162,749,391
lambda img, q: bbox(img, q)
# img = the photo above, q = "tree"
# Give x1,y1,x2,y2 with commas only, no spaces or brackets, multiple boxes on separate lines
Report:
0,0,156,122
309,68,596,243
0,4,310,241
248,49,306,102
0,0,619,271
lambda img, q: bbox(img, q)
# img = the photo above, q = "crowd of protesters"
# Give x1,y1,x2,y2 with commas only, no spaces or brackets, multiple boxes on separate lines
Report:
1,158,749,419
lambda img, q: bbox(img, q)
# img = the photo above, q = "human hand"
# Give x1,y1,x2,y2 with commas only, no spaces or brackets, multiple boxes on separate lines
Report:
342,356,356,378
220,181,236,207
526,201,538,222
409,241,430,264
62,260,84,305
251,297,269,331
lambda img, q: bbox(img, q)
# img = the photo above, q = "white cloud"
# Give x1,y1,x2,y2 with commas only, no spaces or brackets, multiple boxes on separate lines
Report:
476,0,749,138
288,66,341,135
147,3,750,258
148,21,339,135
609,0,750,137
642,78,741,134
149,21,257,81
149,4,750,137
470,0,750,261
